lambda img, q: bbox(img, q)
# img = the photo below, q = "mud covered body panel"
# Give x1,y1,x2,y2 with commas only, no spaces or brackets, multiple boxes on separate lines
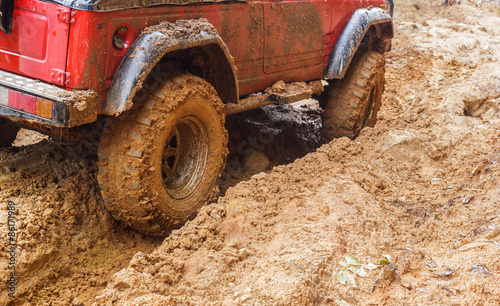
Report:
40,0,247,12
0,0,393,126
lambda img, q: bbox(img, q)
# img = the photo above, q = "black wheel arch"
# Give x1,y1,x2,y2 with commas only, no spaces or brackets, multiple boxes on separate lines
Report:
103,18,238,116
324,7,393,80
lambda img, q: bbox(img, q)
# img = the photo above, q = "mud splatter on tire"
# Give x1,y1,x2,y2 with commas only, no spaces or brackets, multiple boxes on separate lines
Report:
322,50,386,140
97,73,228,236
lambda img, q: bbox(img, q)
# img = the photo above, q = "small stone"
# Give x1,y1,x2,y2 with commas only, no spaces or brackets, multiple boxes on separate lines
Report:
437,267,454,278
240,287,253,302
243,151,270,173
463,195,474,204
43,208,54,219
401,282,413,289
27,224,37,235
72,297,84,306
238,248,251,260
471,264,489,274
114,280,130,290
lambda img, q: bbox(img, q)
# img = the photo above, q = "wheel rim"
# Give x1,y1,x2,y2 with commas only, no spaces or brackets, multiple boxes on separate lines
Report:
161,116,209,199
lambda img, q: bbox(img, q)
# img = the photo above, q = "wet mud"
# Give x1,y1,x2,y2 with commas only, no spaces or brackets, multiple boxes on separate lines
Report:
1,0,500,304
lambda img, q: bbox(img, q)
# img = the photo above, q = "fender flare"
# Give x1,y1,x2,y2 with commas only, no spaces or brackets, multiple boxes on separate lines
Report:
103,18,238,115
324,8,393,80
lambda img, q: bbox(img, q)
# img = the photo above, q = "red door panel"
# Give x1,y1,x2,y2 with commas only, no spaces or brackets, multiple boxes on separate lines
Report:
263,0,330,74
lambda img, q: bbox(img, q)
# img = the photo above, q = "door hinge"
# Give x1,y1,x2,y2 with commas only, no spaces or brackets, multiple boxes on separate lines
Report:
56,8,76,24
51,69,71,86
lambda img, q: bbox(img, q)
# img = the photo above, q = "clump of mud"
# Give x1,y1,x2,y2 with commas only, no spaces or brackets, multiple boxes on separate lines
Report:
222,99,323,186
227,99,323,163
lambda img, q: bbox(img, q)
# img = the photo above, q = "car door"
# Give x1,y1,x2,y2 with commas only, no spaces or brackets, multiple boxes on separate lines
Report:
263,0,332,74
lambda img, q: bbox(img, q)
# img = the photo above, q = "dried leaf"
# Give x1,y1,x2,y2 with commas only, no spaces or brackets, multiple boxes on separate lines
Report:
348,264,368,277
336,269,357,287
345,255,362,266
338,261,348,268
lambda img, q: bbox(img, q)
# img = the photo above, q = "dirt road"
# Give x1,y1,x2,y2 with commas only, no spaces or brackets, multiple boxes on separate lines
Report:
1,0,500,304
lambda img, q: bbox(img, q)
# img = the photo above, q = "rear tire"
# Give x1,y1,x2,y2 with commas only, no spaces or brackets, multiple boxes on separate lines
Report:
0,118,20,147
322,50,386,140
97,73,227,236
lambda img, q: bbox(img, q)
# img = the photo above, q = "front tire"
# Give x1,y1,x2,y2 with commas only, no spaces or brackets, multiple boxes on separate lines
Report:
97,73,227,236
322,50,386,140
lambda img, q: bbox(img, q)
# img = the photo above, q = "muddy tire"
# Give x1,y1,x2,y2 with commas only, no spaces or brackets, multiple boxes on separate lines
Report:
0,118,20,147
322,50,386,140
97,73,228,236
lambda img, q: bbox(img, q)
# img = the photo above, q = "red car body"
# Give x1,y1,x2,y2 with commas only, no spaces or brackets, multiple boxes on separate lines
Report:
0,0,392,129
1,0,384,100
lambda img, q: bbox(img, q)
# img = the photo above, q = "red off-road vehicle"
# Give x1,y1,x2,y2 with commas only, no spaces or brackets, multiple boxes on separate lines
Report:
0,0,393,235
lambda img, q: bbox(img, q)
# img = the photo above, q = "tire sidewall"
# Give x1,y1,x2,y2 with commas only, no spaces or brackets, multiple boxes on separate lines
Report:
322,50,386,140
97,74,227,236
151,94,224,219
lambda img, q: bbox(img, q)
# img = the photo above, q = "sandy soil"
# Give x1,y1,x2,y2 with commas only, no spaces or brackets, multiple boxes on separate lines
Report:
1,0,500,304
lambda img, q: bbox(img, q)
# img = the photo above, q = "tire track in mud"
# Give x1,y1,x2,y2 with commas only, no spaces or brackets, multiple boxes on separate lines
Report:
0,140,162,305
